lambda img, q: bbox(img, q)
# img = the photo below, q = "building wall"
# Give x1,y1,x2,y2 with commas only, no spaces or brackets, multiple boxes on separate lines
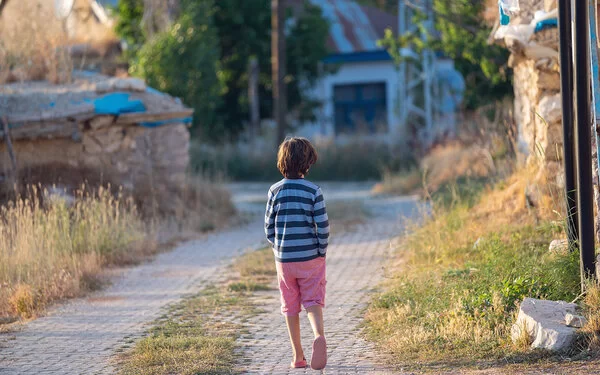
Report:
298,60,403,142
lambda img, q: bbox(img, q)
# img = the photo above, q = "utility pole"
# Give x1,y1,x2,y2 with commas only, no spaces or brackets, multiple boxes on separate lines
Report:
572,0,596,286
558,0,578,248
248,57,260,142
272,0,287,146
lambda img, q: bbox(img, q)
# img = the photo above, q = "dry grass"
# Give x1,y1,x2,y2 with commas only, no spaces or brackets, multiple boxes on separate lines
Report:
228,248,276,292
117,248,272,375
365,165,583,370
117,285,248,375
582,282,600,351
373,142,502,197
0,0,72,83
0,186,153,321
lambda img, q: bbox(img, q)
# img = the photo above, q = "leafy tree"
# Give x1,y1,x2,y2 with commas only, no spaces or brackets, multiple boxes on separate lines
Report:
115,0,331,141
114,0,145,59
131,0,223,136
378,0,512,109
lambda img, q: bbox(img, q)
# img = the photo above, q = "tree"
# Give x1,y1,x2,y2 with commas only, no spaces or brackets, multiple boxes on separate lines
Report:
115,0,331,141
379,0,512,109
131,0,223,137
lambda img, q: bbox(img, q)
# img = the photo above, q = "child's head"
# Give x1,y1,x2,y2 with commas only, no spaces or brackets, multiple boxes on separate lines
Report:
277,137,318,179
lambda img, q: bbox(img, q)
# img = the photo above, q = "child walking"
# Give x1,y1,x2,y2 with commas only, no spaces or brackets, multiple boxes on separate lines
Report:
265,137,329,370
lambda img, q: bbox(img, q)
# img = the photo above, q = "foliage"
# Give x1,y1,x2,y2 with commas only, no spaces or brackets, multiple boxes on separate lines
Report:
378,0,512,109
365,175,582,368
115,0,331,141
130,0,223,137
114,0,145,59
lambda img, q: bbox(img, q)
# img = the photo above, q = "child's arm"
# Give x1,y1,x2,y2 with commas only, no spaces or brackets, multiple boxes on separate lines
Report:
265,189,276,245
314,187,329,255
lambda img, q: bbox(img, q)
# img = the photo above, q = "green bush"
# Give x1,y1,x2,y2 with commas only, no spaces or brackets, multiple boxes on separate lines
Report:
130,0,223,137
190,140,417,181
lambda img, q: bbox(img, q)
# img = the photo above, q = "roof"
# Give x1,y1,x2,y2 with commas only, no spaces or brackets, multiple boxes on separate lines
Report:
289,0,397,55
0,72,192,141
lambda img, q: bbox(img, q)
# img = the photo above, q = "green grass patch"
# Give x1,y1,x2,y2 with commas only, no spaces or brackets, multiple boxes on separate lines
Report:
118,285,249,375
365,179,582,370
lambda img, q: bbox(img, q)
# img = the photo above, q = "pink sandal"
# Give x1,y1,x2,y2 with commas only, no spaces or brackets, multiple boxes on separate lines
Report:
290,357,307,368
310,336,327,370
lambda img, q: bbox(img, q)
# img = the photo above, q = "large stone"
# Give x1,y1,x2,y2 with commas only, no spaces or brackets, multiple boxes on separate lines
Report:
511,297,579,352
548,239,569,254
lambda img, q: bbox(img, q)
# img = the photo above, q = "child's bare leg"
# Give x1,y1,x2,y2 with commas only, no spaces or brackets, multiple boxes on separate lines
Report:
306,305,324,338
285,314,305,362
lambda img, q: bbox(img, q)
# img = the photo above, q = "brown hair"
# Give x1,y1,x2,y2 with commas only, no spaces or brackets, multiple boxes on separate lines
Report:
277,137,318,178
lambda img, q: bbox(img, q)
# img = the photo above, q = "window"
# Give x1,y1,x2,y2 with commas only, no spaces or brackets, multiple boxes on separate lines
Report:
333,82,387,134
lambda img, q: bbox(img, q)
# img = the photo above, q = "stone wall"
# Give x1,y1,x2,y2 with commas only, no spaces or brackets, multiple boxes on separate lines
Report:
496,0,562,178
0,122,189,195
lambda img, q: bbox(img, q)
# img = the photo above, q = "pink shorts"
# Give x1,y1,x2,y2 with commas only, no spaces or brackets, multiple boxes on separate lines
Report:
276,256,326,316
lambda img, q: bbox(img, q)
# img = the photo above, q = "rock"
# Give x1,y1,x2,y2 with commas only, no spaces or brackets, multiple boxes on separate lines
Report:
538,94,562,125
544,0,557,12
511,298,579,352
565,313,587,328
95,78,146,93
549,239,569,254
89,115,115,130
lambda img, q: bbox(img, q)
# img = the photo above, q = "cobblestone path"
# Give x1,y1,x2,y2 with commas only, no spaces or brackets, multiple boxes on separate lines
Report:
0,183,418,375
0,221,266,375
237,196,418,375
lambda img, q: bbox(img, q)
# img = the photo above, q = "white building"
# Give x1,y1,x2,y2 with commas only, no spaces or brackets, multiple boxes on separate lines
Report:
295,0,465,145
293,0,403,141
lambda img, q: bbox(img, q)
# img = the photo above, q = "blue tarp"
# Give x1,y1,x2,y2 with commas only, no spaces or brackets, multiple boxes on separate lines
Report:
534,18,558,33
91,92,146,115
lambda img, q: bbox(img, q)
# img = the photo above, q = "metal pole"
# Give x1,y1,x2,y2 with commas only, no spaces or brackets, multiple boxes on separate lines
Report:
573,0,597,286
398,0,407,126
559,0,579,247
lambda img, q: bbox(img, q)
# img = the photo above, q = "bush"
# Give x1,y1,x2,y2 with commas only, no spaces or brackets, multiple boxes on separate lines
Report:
130,0,223,137
190,140,416,181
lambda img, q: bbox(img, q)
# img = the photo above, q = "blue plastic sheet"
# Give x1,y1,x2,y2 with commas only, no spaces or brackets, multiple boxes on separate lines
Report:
534,18,558,33
140,117,193,128
92,92,145,115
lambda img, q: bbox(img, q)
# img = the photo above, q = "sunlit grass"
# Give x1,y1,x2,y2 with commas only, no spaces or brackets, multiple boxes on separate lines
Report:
118,247,272,375
365,167,583,370
0,186,152,320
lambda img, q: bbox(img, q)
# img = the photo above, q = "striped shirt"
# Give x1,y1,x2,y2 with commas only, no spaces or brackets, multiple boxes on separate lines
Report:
265,178,330,263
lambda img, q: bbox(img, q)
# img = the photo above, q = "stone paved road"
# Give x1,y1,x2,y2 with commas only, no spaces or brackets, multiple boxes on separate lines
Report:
0,220,266,375
237,195,418,375
0,183,419,375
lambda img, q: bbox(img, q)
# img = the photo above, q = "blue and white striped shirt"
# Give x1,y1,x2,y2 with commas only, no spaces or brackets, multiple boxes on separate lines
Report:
265,178,330,263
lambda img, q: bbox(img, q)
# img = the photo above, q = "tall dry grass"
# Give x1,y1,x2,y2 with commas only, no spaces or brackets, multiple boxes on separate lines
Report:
0,186,152,321
0,0,72,83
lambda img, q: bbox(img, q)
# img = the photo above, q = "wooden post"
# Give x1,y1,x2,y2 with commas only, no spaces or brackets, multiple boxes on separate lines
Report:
1,116,18,183
272,0,287,146
248,57,260,141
